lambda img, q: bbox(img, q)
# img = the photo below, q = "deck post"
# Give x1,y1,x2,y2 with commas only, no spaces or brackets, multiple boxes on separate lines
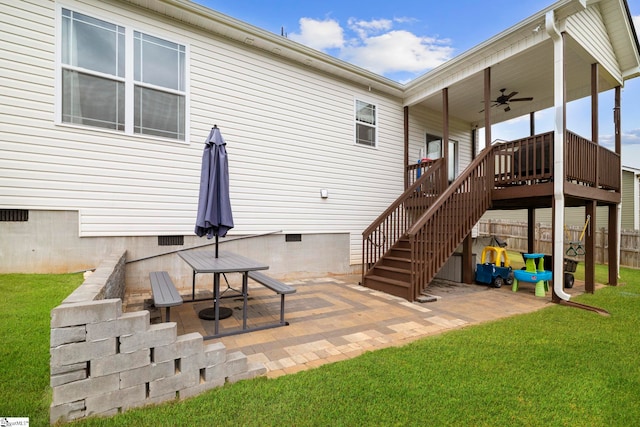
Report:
529,112,535,136
591,63,599,188
404,106,409,190
608,205,619,285
442,87,449,182
462,232,474,284
585,202,596,293
527,209,535,253
611,86,621,285
483,68,491,150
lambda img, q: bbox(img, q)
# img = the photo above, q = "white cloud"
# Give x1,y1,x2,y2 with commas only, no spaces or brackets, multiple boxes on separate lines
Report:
288,16,453,79
289,18,344,51
347,18,393,39
622,129,640,145
341,30,453,74
634,15,640,31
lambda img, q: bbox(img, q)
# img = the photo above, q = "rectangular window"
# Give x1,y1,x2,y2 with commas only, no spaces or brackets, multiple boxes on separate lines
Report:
355,100,377,147
60,8,187,141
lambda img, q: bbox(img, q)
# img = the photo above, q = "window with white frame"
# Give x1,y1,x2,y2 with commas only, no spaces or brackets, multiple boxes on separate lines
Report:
355,100,377,147
60,8,186,140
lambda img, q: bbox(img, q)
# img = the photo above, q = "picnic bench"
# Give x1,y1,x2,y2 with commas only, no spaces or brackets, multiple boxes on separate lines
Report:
149,271,183,322
248,271,296,327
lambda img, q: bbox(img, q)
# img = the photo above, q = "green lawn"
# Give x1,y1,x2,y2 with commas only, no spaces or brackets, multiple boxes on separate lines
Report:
2,266,639,426
0,273,83,426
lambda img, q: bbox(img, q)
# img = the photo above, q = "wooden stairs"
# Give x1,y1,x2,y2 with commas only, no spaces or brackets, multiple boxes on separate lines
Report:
362,148,494,301
363,237,413,299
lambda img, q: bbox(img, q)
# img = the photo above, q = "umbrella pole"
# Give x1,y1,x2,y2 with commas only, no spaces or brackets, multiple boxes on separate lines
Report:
215,234,219,258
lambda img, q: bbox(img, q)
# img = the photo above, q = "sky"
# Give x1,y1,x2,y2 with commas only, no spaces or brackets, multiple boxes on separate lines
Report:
196,0,640,169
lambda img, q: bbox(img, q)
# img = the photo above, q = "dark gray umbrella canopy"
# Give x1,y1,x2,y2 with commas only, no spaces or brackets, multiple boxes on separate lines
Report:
195,126,234,249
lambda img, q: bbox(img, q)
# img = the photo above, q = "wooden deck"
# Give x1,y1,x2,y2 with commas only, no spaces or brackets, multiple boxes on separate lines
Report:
362,131,620,301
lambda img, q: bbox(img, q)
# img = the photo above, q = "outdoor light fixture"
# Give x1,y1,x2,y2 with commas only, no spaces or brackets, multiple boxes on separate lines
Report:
320,189,329,198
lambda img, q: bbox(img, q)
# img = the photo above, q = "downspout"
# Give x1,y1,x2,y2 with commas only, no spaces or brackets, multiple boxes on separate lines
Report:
547,10,572,300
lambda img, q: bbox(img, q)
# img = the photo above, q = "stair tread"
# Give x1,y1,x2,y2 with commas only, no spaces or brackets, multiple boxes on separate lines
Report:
365,274,410,288
383,255,411,262
374,265,410,273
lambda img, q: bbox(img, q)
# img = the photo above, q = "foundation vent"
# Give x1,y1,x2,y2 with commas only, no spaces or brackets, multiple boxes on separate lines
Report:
0,209,29,222
158,235,184,246
285,234,302,242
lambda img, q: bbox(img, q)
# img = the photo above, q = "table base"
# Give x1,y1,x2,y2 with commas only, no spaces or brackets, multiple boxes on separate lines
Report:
198,306,233,320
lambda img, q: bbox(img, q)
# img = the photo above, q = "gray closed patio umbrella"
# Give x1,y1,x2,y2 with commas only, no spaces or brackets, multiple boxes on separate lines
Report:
195,125,234,257
194,125,235,320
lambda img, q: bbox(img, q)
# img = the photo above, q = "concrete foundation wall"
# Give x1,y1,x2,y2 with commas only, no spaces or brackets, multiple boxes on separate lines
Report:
2,210,359,291
50,252,265,424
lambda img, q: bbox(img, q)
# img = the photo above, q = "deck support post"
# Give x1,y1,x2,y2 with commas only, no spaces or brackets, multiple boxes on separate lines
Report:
462,232,474,284
611,85,622,285
483,68,491,150
529,112,535,136
404,106,409,190
608,205,619,285
442,87,449,182
585,201,596,293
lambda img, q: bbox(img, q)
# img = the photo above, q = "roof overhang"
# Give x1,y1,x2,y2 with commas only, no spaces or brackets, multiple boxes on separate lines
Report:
403,0,640,127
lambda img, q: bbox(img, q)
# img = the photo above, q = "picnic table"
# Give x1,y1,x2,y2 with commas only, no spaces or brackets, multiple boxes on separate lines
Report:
178,250,294,338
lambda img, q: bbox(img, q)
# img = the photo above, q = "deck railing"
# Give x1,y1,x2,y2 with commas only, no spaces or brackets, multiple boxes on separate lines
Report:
406,159,437,187
406,151,493,300
566,131,621,190
362,159,446,274
493,132,554,187
491,131,620,191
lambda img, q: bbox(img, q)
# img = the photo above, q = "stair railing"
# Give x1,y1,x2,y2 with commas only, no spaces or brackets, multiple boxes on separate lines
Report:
406,149,494,300
362,159,446,279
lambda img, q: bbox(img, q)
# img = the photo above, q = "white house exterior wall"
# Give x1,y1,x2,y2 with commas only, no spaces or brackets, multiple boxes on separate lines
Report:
407,105,473,172
1,0,410,267
566,5,622,85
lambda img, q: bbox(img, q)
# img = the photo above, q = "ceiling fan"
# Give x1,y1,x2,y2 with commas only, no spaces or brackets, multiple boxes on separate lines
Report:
481,88,534,112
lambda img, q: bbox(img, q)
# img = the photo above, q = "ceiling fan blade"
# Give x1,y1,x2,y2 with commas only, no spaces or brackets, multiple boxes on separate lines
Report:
505,91,518,99
509,97,534,102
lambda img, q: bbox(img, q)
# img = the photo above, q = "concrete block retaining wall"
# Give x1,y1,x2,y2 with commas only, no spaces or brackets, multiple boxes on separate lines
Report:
50,251,266,424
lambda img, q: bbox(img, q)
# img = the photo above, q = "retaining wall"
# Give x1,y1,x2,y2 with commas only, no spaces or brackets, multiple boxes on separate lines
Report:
49,251,265,423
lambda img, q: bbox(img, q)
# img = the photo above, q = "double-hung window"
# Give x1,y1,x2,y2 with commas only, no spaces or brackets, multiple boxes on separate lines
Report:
60,8,186,141
355,100,377,147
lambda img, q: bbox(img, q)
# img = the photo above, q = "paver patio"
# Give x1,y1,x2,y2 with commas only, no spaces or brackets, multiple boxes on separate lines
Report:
124,275,588,378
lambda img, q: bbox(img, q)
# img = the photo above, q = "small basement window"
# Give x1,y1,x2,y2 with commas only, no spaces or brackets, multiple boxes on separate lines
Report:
285,234,302,242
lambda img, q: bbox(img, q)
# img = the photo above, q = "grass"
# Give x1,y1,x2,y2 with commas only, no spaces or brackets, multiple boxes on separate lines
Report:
0,273,83,425
2,266,639,426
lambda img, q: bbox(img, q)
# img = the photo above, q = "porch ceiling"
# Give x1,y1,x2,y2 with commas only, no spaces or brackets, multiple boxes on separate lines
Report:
403,0,640,129
408,35,617,128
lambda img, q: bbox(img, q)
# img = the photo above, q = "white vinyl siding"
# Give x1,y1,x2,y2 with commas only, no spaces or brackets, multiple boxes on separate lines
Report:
566,6,621,84
407,104,473,173
1,0,406,265
620,169,638,230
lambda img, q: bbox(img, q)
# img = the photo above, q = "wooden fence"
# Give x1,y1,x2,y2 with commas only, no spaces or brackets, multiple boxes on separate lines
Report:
477,219,640,268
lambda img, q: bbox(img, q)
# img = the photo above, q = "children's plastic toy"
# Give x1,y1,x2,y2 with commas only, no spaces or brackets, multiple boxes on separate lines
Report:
475,246,514,288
